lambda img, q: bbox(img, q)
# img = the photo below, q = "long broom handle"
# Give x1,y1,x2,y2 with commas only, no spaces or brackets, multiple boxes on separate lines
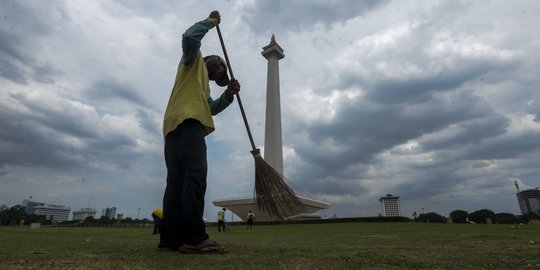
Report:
216,24,258,151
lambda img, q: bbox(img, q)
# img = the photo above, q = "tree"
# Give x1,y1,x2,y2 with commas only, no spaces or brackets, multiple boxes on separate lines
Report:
494,212,518,224
98,216,110,226
449,210,469,224
0,205,27,226
24,214,46,225
418,212,446,223
122,217,134,224
84,216,95,224
519,213,539,224
469,209,495,224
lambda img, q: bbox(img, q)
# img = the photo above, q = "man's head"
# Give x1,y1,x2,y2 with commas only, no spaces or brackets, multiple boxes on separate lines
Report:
204,55,229,86
222,208,227,211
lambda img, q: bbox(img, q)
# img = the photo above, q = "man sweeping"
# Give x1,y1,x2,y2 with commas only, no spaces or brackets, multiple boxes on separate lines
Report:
158,10,240,254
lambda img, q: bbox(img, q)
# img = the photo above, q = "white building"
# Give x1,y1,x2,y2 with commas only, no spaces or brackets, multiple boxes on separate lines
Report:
379,194,401,217
33,204,71,221
72,208,97,221
102,207,117,220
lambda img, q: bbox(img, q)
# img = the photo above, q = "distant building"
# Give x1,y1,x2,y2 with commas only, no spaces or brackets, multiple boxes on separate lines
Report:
72,208,97,221
25,201,45,215
516,188,540,215
379,194,401,217
102,207,117,220
33,204,71,222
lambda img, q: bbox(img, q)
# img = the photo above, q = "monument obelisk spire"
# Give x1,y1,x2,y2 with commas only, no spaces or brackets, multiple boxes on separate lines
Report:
261,34,285,175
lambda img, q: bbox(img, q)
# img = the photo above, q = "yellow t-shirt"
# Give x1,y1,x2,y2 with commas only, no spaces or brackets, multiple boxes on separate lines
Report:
163,52,215,137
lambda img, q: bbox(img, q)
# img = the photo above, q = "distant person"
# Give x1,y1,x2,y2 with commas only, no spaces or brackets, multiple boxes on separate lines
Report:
218,208,227,232
152,208,163,235
246,210,255,230
412,211,417,222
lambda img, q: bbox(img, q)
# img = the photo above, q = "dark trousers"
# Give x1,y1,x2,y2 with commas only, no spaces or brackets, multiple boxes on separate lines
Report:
159,119,209,248
218,220,226,232
152,214,161,234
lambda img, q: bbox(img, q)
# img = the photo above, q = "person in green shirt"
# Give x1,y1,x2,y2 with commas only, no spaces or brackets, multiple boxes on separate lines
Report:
246,210,255,230
158,10,239,254
217,208,226,232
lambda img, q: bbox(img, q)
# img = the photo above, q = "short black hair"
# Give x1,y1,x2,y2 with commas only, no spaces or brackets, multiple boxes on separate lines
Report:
203,55,229,86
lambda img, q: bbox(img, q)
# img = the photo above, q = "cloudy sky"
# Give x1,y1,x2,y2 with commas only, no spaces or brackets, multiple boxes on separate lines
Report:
1,0,539,221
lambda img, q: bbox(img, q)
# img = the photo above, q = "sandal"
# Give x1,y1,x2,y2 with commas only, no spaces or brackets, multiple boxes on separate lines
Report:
179,239,228,254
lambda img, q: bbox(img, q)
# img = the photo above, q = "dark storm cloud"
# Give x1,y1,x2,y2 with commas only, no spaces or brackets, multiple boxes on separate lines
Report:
10,92,98,139
366,68,486,105
136,109,160,135
532,99,540,122
420,114,510,150
299,176,369,197
85,79,152,109
0,1,66,84
240,0,390,34
329,36,520,106
462,131,540,161
0,58,27,84
31,64,63,84
0,91,136,170
296,91,491,175
0,27,32,84
116,0,177,17
0,112,88,170
392,164,467,198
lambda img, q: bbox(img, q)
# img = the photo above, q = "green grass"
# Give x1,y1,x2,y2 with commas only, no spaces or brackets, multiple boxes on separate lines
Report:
1,222,539,269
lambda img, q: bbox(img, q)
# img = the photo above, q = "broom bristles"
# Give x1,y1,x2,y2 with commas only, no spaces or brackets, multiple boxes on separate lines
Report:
252,149,304,220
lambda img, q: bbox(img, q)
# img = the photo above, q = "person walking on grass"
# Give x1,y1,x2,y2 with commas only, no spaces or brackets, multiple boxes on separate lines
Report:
246,210,255,230
158,10,240,254
218,208,227,232
151,208,163,235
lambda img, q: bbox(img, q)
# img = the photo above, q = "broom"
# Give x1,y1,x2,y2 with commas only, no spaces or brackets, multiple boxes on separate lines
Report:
216,24,303,220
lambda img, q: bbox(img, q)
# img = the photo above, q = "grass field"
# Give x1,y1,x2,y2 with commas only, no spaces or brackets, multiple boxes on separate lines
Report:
1,222,539,270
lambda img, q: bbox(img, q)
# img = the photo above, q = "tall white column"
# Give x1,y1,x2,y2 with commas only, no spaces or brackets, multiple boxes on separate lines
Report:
261,35,285,175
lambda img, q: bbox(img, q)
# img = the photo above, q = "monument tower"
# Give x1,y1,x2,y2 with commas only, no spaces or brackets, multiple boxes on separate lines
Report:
261,35,285,175
212,35,329,221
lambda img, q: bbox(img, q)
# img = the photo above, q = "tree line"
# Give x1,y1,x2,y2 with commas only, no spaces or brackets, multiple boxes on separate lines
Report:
416,208,538,224
0,205,151,226
2,205,538,226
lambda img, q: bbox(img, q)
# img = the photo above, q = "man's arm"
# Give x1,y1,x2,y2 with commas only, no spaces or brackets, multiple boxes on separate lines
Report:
182,11,220,65
208,79,240,115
